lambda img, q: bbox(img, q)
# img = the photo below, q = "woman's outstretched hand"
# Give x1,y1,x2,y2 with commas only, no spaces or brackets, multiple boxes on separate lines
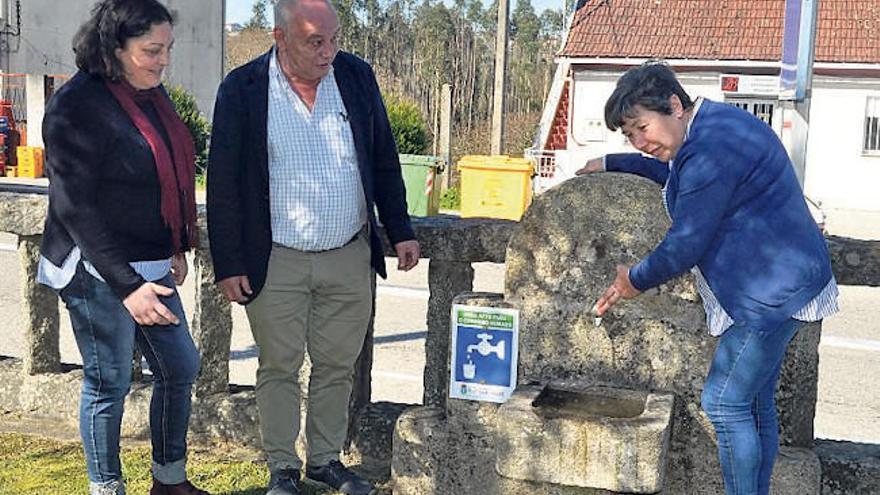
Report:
593,264,641,316
575,157,604,176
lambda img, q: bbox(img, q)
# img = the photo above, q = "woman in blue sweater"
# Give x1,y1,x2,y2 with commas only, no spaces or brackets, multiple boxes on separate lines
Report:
577,62,837,495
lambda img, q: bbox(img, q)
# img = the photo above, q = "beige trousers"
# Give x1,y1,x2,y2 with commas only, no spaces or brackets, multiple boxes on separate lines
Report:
245,231,373,471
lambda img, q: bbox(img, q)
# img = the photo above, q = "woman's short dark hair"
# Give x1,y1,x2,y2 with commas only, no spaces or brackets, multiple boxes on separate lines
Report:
604,60,694,131
73,0,175,80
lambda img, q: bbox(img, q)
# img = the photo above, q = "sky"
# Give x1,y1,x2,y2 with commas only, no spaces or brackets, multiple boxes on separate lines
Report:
225,0,565,25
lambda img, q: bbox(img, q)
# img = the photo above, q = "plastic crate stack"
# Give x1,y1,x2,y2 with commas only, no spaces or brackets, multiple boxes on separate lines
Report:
16,146,44,178
0,99,20,177
0,116,8,174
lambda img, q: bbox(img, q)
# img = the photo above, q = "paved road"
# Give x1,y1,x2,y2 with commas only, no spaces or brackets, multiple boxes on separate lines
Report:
1,221,878,443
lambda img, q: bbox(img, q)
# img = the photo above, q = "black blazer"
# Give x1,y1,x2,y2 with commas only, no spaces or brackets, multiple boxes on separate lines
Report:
41,72,179,300
206,50,415,300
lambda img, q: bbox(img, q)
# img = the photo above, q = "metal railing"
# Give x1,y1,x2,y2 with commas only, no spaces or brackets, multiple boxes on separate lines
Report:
524,147,558,193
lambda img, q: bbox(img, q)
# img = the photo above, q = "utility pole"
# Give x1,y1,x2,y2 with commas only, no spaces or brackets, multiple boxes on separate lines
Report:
439,83,452,192
491,0,510,155
779,0,819,188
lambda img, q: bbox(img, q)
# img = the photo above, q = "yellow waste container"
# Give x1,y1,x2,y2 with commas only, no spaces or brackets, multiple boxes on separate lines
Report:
459,155,533,221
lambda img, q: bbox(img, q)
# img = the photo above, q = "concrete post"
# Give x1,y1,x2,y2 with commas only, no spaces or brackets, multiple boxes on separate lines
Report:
25,75,46,148
490,0,510,155
439,84,452,192
347,273,377,449
191,249,233,396
423,259,474,408
18,234,61,375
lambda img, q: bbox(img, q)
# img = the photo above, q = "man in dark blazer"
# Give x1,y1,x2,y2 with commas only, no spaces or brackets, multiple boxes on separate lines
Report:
206,0,418,493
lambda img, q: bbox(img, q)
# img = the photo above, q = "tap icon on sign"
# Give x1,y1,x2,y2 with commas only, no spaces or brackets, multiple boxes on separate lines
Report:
466,332,505,360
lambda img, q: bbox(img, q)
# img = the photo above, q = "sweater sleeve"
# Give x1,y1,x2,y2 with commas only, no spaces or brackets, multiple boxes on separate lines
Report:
43,87,145,299
206,75,249,281
628,148,737,291
605,153,670,186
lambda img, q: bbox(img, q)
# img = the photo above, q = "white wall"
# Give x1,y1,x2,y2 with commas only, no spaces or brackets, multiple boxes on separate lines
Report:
1,0,223,119
803,77,880,211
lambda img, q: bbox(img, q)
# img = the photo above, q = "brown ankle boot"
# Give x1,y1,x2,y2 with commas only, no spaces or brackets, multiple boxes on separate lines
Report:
149,479,211,495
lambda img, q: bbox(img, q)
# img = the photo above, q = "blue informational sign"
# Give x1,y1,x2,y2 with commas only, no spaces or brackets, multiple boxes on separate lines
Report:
449,305,519,403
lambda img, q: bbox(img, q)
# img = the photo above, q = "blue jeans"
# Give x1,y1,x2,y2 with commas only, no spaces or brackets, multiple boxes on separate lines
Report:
701,318,804,495
60,264,201,490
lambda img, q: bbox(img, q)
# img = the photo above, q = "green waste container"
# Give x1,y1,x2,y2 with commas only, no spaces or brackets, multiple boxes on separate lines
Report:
399,154,444,217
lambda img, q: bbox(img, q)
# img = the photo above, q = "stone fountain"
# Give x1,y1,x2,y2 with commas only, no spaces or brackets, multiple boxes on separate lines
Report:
391,173,822,494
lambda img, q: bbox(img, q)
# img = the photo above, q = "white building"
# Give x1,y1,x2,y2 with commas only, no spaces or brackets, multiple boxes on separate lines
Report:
0,0,224,141
532,0,880,214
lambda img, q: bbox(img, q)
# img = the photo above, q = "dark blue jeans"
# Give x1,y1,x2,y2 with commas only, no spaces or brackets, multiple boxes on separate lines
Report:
700,318,804,495
60,264,200,489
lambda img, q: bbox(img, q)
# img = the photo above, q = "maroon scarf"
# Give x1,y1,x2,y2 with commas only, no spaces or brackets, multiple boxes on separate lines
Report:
105,79,198,252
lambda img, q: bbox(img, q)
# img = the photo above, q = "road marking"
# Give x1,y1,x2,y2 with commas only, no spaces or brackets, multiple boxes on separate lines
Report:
374,331,426,344
821,335,880,353
376,285,429,300
373,369,422,382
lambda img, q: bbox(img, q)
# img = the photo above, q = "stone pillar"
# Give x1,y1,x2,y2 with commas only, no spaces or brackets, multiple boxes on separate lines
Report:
18,235,60,375
347,272,377,449
423,259,474,408
191,249,233,396
778,320,822,447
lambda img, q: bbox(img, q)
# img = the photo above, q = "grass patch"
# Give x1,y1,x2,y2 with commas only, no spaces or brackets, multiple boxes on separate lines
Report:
439,186,460,211
0,433,348,495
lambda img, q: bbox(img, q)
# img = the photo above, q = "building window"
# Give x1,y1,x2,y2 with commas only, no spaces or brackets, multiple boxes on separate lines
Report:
728,99,775,127
865,97,880,155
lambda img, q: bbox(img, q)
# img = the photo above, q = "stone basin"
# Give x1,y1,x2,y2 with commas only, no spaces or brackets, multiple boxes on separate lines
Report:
494,380,675,493
533,386,647,420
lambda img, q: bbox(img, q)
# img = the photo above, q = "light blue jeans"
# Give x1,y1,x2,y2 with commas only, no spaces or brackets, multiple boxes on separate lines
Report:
701,317,804,495
60,264,201,493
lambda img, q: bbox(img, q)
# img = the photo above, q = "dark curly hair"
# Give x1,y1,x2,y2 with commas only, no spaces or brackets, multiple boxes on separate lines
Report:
73,0,175,81
604,60,694,131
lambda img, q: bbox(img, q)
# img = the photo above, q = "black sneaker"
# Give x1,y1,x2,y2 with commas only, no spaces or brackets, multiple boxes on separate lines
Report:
305,460,373,495
266,468,300,495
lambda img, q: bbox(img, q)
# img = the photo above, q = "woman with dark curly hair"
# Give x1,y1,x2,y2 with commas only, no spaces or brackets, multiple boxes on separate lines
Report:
37,1,209,493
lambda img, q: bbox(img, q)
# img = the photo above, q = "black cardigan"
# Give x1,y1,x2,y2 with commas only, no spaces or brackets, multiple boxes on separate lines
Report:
40,72,179,300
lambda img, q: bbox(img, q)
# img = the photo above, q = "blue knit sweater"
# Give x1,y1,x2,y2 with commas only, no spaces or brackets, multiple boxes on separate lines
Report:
606,99,832,325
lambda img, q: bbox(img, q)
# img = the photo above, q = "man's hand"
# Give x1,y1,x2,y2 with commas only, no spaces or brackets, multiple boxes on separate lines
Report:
123,282,179,326
171,253,188,285
394,240,420,271
575,157,604,176
217,275,253,303
593,264,641,316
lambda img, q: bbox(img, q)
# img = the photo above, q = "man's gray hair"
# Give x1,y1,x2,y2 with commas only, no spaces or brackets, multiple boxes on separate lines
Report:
274,0,334,31
273,0,296,30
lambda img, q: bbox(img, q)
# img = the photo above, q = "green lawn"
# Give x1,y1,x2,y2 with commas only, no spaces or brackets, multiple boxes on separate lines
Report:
0,433,351,495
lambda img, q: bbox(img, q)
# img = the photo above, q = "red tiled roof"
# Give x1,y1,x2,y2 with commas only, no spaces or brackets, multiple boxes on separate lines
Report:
561,0,880,64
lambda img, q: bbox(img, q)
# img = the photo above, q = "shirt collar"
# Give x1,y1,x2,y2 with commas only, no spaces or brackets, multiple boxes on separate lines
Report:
685,96,704,140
